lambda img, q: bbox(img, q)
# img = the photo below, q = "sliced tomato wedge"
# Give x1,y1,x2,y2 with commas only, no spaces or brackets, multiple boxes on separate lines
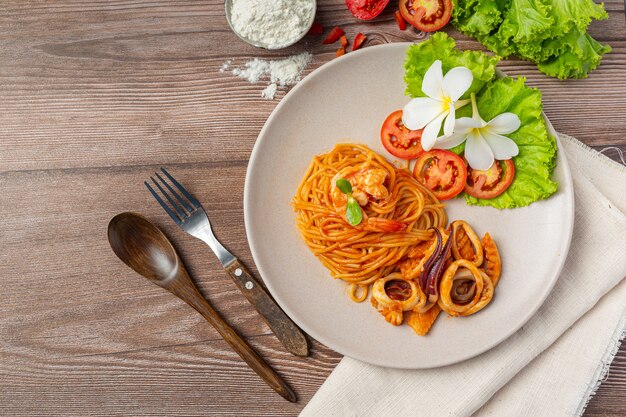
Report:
336,47,346,57
380,110,424,159
399,0,452,32
352,33,367,50
394,10,407,30
413,150,467,200
346,0,390,20
465,159,515,199
323,26,345,44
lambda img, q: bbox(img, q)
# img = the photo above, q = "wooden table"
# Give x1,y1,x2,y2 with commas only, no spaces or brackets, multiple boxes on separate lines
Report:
1,1,625,415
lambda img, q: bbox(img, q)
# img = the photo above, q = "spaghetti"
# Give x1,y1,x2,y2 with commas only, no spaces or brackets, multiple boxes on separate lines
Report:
292,144,447,302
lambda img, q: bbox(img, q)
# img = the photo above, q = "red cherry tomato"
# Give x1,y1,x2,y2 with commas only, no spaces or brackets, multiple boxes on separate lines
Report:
399,0,452,32
346,0,391,20
413,150,467,200
380,110,424,160
464,159,515,199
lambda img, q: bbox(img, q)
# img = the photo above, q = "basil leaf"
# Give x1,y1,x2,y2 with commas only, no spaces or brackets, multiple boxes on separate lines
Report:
345,196,363,226
336,178,352,195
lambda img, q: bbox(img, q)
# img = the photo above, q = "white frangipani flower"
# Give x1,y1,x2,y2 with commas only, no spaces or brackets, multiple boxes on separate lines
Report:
402,60,473,151
435,93,521,170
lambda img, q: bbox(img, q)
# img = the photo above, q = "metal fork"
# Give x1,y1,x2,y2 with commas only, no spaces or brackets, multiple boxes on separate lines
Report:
145,168,308,357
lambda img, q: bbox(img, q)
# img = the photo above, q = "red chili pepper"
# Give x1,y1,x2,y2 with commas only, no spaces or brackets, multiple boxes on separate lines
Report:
336,47,346,57
323,26,345,44
308,22,324,36
394,10,406,30
352,32,367,51
340,35,349,49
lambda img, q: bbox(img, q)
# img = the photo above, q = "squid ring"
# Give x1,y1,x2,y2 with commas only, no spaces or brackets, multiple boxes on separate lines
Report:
438,260,485,315
451,220,484,267
372,273,425,312
456,271,494,316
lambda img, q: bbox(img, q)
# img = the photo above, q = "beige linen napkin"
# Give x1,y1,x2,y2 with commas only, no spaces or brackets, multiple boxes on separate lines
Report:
301,134,626,417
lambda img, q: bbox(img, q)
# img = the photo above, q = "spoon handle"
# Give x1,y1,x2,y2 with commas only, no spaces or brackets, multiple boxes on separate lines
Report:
174,272,297,403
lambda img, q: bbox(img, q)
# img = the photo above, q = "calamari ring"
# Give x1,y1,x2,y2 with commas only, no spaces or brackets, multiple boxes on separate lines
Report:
451,220,484,267
371,273,424,312
438,259,485,315
482,233,502,286
371,273,426,326
456,271,494,316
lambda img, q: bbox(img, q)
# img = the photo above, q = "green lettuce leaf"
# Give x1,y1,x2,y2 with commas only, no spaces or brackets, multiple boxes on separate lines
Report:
496,0,554,48
549,0,608,32
464,77,558,208
404,32,499,99
452,0,504,37
537,30,612,79
451,0,611,79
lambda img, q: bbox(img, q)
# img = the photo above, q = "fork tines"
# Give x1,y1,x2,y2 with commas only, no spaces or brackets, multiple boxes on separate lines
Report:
145,168,201,225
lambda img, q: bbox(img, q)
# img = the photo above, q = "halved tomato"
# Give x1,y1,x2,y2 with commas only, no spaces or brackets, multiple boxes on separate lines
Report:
465,159,515,199
399,0,452,32
380,110,424,160
413,150,467,200
346,0,390,20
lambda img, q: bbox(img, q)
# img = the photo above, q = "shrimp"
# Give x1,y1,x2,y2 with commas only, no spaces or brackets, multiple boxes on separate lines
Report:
330,168,406,233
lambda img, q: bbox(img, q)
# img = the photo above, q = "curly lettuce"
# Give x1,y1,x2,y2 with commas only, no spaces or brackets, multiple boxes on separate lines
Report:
451,0,610,79
404,32,499,99
404,33,558,209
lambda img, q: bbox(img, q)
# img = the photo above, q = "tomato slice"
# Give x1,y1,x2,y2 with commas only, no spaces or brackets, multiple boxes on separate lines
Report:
323,26,345,44
394,10,407,30
346,0,391,20
336,47,346,57
380,110,424,159
413,150,467,200
352,33,367,51
465,159,515,199
399,0,452,32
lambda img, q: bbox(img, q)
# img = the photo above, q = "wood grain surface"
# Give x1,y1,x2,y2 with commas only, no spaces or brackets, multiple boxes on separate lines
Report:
0,1,624,416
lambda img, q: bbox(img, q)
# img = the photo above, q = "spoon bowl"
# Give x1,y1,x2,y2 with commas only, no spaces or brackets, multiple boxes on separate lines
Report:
108,212,179,283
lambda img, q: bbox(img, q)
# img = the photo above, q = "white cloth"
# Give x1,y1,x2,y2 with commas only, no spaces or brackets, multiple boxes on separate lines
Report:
301,134,626,417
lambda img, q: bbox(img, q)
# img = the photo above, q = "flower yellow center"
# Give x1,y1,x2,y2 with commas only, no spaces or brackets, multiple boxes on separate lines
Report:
442,96,452,112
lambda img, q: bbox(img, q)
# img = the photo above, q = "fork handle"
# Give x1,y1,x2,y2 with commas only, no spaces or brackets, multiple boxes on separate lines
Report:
225,259,309,357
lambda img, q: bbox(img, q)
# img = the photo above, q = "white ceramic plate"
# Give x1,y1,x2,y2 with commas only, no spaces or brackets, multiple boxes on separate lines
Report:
244,43,574,369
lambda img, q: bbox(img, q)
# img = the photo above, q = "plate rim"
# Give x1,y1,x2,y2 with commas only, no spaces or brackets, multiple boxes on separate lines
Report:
244,42,575,369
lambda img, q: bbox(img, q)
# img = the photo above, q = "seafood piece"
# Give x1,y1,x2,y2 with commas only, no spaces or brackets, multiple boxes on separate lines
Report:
330,168,406,232
371,273,425,325
438,259,494,317
482,233,502,286
451,220,484,267
407,305,441,336
416,227,453,312
399,236,438,280
362,216,407,233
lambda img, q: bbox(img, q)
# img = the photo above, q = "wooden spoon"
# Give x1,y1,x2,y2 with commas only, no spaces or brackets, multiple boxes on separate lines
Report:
107,212,296,402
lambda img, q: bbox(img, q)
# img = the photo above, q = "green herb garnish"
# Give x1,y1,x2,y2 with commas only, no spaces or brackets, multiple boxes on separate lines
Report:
336,178,362,226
